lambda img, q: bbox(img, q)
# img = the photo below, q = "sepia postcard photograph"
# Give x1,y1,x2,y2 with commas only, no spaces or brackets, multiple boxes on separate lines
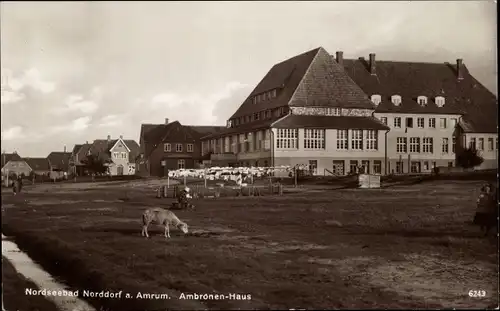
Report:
1,1,498,310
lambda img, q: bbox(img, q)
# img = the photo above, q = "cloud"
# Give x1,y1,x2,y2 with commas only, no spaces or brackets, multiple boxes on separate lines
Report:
51,94,99,115
149,81,249,124
1,67,56,94
97,114,123,128
1,126,24,141
1,90,26,105
47,116,92,135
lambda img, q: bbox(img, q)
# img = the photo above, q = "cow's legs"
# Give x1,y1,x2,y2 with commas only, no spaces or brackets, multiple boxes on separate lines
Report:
165,223,170,238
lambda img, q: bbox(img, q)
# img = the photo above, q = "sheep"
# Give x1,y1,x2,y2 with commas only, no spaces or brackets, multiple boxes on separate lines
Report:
141,207,189,239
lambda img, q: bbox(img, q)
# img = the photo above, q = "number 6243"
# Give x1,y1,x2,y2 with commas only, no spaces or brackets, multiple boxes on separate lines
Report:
468,290,486,298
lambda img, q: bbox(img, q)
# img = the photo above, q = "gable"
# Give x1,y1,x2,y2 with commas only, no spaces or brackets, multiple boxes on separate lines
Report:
109,138,131,153
289,48,375,109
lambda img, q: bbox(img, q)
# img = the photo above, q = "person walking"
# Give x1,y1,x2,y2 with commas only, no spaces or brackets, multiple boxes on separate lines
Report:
473,183,498,236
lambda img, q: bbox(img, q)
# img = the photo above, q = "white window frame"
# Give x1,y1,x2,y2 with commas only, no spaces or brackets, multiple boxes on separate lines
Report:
450,118,457,128
435,96,445,107
113,152,119,158
304,129,326,150
164,143,171,152
469,138,476,150
422,137,433,153
365,130,378,150
442,138,449,153
417,96,427,106
478,138,484,151
396,137,407,153
429,118,436,128
405,117,414,128
187,143,194,152
371,94,382,105
417,118,425,128
177,159,185,169
336,130,348,150
380,117,387,125
439,118,447,129
176,144,183,152
121,152,127,159
276,129,298,149
394,117,401,128
351,129,363,150
488,138,494,151
409,137,420,153
373,160,382,174
326,107,341,116
391,95,402,106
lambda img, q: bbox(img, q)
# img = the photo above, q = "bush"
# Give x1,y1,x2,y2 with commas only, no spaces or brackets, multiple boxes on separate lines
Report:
456,147,484,169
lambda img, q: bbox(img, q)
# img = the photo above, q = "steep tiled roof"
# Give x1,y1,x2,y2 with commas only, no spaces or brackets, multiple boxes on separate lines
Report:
1,152,22,168
23,157,50,171
230,47,375,119
188,126,226,139
272,115,390,130
342,58,498,133
142,122,178,156
89,138,140,162
75,144,92,165
71,144,82,155
47,152,71,171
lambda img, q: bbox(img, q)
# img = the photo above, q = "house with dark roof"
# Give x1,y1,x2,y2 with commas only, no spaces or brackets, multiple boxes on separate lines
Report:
23,157,51,175
201,47,497,175
1,152,31,178
47,150,72,178
340,52,497,173
201,47,390,175
137,118,225,176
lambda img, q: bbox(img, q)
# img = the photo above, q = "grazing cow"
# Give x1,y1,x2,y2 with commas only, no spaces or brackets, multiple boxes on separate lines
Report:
141,207,189,239
473,183,498,236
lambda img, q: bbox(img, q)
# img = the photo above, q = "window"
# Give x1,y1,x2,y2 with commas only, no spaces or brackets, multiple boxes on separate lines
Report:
422,137,434,153
371,94,382,105
373,160,382,174
308,160,318,175
380,117,387,125
349,160,358,174
365,130,378,150
417,96,427,106
351,130,363,150
164,143,171,152
439,118,447,129
452,136,456,153
271,89,277,98
423,161,429,171
409,137,420,153
391,95,402,106
304,129,325,150
442,138,449,153
448,161,453,168
410,161,421,173
253,113,260,121
187,144,194,152
488,138,494,151
326,107,341,116
429,118,436,128
396,137,407,153
361,160,370,174
394,117,402,128
406,117,413,128
337,130,348,150
396,161,403,174
417,118,424,128
113,152,119,158
177,159,185,169
450,118,457,128
469,138,476,150
435,96,445,107
234,118,240,126
176,144,183,152
121,152,127,159
276,129,298,149
478,138,484,151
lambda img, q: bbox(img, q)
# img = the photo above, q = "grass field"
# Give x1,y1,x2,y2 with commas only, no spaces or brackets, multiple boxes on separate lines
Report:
2,178,498,310
2,255,61,311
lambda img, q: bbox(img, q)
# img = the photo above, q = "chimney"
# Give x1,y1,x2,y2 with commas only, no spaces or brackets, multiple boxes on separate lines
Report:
165,118,169,125
64,145,66,153
369,53,376,75
456,59,464,80
120,135,123,139
107,135,111,142
335,51,344,66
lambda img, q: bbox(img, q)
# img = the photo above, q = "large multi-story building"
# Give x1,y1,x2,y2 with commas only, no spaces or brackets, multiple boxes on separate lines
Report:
200,47,497,175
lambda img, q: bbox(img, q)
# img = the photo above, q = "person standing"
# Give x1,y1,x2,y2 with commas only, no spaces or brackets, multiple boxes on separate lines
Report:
473,183,497,236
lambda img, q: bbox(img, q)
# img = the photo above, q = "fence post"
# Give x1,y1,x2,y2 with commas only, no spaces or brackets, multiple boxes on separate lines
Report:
156,187,162,198
163,185,168,198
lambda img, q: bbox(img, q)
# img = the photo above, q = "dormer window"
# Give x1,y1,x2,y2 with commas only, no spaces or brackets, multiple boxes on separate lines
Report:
271,89,277,98
417,96,427,106
226,120,233,128
391,95,402,106
435,96,445,107
371,94,382,106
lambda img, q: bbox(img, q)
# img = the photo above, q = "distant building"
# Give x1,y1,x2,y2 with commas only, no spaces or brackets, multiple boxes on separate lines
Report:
1,152,30,177
23,157,51,176
200,47,497,175
137,119,224,177
47,149,72,178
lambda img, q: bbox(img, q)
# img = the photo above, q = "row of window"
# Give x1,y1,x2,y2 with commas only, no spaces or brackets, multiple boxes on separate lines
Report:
252,89,277,105
394,161,453,174
276,129,379,151
469,137,498,151
372,95,445,107
163,143,194,153
228,106,287,128
396,137,453,154
380,116,457,129
112,152,128,159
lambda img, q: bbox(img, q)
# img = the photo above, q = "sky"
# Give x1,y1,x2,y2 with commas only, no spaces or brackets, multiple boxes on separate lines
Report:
1,1,497,157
